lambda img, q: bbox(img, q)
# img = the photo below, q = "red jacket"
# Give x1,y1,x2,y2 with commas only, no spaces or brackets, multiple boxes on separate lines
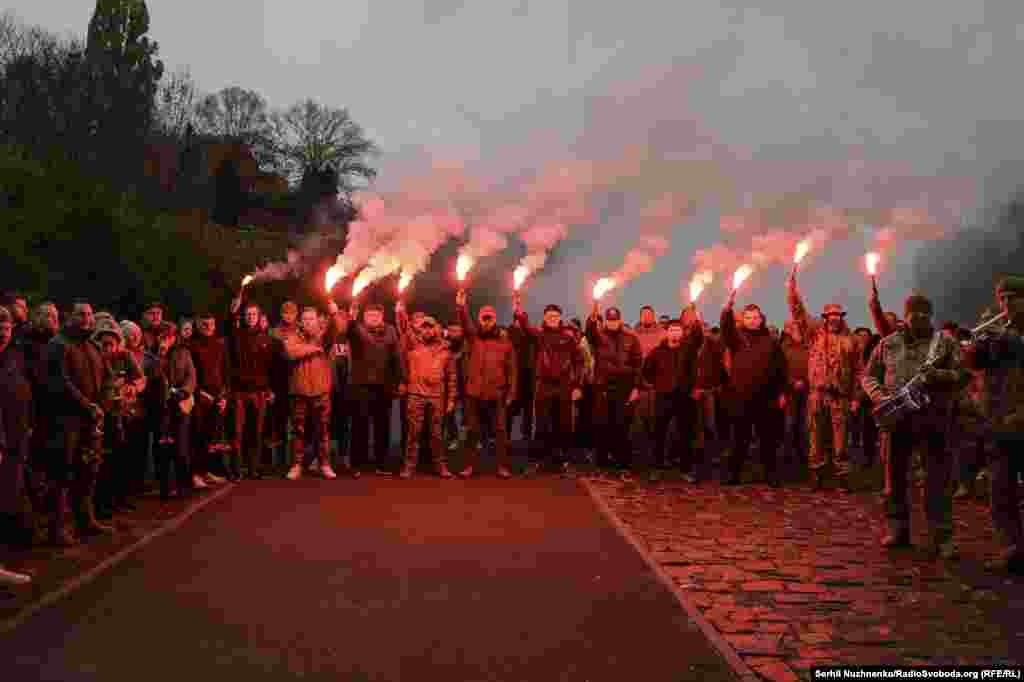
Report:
458,305,518,402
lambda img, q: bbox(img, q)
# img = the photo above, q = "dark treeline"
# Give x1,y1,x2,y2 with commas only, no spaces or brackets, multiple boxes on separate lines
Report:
0,2,376,319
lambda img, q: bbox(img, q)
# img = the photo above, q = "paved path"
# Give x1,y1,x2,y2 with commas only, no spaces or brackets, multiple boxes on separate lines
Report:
0,476,738,681
587,475,1024,682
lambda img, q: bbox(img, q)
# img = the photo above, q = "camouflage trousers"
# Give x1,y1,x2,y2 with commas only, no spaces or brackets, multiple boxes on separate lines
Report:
807,393,851,476
290,394,332,467
405,394,447,470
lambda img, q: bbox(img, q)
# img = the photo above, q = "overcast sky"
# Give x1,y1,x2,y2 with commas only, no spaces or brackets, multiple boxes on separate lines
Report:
11,1,1024,325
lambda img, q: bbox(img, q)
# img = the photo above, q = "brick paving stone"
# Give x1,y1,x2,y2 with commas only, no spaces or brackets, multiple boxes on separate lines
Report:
588,471,1024,673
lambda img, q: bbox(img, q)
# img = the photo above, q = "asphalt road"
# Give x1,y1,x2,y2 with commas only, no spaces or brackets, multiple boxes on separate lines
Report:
0,476,738,681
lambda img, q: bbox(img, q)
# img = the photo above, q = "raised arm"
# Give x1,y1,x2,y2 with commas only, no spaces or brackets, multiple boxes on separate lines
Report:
868,287,894,338
457,291,477,339
719,304,740,352
786,274,820,341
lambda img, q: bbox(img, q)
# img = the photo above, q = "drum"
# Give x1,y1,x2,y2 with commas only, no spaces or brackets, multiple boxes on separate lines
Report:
872,382,931,430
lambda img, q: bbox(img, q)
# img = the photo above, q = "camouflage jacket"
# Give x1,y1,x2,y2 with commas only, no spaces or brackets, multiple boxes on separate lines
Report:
962,321,1024,440
787,286,861,398
861,328,965,413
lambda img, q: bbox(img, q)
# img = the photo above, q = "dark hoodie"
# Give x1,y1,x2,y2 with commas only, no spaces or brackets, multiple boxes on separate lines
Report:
719,307,787,412
188,333,230,398
336,310,404,389
641,324,704,395
513,310,582,393
224,311,275,393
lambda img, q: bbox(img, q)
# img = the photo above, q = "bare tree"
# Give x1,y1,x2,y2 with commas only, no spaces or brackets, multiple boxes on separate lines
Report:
194,85,270,140
153,65,197,139
268,98,377,194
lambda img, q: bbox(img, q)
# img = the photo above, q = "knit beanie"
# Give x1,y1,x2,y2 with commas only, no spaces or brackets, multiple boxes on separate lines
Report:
544,304,562,315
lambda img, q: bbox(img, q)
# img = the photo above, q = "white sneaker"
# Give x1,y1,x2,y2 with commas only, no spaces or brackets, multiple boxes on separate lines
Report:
192,475,208,489
320,464,338,480
204,473,226,485
0,566,32,586
286,465,302,480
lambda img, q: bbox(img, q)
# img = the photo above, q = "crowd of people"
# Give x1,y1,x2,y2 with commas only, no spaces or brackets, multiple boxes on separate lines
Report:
0,270,1021,587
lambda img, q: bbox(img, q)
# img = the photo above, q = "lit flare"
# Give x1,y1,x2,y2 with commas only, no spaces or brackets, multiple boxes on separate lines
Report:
865,252,880,276
456,254,473,282
794,240,810,265
241,274,254,288
732,265,753,291
398,271,412,293
325,265,344,292
513,266,529,291
689,271,712,303
593,277,616,300
352,268,375,297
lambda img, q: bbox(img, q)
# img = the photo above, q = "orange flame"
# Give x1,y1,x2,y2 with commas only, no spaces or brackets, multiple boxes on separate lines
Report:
456,254,473,282
865,252,880,276
593,277,616,300
241,274,254,288
689,271,712,303
732,265,753,290
794,240,810,264
398,272,412,293
352,268,375,297
325,265,344,292
513,266,529,290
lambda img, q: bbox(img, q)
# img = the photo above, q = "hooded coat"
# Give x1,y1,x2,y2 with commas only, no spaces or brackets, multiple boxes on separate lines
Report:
961,315,1024,441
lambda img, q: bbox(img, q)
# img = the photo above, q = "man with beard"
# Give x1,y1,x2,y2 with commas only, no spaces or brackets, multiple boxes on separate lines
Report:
505,313,535,444
338,302,404,476
456,291,517,479
787,272,862,491
780,320,809,467
226,297,276,481
400,314,458,479
47,302,113,544
141,302,165,353
284,304,342,480
188,312,230,487
720,290,788,487
642,312,705,481
961,276,1024,573
632,305,667,462
587,303,643,476
514,296,583,476
443,320,467,451
863,294,965,558
1,293,30,341
396,302,428,468
267,301,300,472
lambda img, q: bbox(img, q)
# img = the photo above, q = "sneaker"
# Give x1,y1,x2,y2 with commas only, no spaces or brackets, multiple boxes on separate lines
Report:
953,483,972,500
375,468,392,477
438,464,453,479
561,462,576,478
0,565,32,586
286,465,302,481
205,473,227,485
458,466,474,479
320,464,338,480
192,475,208,489
497,466,512,479
399,467,413,479
524,462,541,477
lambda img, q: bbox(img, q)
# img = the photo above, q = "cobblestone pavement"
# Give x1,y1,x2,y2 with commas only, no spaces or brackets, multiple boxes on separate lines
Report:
587,469,1024,682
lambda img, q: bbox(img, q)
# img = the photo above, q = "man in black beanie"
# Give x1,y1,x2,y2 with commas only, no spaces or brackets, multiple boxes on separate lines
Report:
862,293,965,558
962,275,1024,573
